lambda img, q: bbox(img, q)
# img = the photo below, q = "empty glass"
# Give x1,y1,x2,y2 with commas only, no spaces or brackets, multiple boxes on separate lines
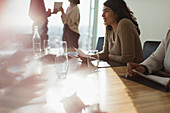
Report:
87,50,99,72
55,41,68,79
43,40,50,55
48,39,60,55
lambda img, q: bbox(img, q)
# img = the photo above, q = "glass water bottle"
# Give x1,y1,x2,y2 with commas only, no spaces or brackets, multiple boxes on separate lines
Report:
32,26,41,58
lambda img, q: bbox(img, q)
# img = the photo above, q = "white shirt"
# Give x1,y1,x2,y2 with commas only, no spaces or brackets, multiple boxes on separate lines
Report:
141,29,170,73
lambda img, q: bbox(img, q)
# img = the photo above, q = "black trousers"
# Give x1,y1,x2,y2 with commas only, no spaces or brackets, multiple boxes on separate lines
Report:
62,24,80,48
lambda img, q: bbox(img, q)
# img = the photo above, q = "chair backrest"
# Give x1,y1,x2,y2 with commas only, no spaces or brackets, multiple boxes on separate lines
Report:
143,41,161,59
96,37,104,52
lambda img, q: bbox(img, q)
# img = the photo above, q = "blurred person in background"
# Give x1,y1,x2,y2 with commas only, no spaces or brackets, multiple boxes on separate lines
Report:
29,0,53,41
59,0,80,49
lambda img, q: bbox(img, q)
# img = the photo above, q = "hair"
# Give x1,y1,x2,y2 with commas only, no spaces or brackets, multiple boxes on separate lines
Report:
104,0,140,35
73,0,80,5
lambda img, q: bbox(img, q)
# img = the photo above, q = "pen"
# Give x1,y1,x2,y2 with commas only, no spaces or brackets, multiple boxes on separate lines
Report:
125,74,129,78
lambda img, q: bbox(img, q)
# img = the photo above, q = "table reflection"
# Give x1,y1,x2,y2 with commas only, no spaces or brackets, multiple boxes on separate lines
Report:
0,48,46,113
0,45,106,113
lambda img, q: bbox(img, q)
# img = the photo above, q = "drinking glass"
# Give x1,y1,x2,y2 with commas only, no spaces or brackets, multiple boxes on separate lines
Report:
55,41,68,79
59,41,67,54
43,40,50,55
87,50,99,72
48,39,60,55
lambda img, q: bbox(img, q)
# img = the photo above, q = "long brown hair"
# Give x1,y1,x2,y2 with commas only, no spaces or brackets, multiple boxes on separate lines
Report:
104,0,140,35
73,0,80,5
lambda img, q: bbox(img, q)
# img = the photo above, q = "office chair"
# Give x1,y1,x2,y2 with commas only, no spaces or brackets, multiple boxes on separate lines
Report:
96,37,104,52
143,41,161,60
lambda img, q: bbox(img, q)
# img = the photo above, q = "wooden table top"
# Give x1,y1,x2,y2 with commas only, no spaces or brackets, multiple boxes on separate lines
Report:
0,48,170,113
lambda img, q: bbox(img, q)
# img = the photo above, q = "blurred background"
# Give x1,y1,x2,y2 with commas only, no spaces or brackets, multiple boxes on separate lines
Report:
0,0,170,50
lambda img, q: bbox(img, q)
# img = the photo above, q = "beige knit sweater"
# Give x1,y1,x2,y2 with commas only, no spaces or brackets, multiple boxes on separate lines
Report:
99,18,144,64
61,5,80,34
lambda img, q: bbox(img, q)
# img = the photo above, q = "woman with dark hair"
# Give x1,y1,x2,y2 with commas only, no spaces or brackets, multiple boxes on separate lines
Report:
99,0,144,64
59,0,80,48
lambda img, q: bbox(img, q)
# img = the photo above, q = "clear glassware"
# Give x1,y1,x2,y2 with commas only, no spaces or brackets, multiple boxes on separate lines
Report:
55,41,68,79
32,26,41,59
59,41,67,54
87,50,99,72
48,39,60,56
43,40,50,55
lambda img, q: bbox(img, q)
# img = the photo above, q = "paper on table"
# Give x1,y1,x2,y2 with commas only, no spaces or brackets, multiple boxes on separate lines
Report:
91,60,110,68
68,52,78,58
133,69,170,87
74,48,110,68
98,61,110,68
48,48,60,55
74,48,89,58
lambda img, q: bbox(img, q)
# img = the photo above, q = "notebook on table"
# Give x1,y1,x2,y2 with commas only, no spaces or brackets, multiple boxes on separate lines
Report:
121,70,170,92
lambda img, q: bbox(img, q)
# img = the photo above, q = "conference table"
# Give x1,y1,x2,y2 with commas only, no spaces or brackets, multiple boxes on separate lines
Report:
0,45,170,113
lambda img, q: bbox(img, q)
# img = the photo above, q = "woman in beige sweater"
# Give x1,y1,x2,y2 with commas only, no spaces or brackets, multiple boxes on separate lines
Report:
100,0,144,64
59,0,80,48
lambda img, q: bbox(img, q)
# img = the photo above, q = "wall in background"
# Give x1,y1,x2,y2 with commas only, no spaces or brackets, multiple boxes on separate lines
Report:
97,0,170,45
126,0,170,44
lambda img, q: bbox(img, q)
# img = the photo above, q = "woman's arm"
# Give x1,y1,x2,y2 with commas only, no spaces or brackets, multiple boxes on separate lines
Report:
61,6,80,25
111,19,139,63
141,30,170,73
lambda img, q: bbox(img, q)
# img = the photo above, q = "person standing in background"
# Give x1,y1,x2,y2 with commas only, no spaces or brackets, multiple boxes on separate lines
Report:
0,0,6,21
59,0,80,49
29,0,52,41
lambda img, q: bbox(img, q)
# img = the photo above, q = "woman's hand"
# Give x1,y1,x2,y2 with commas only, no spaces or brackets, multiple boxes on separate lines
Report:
78,55,87,63
52,8,59,14
47,9,52,16
126,63,146,77
59,7,64,14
